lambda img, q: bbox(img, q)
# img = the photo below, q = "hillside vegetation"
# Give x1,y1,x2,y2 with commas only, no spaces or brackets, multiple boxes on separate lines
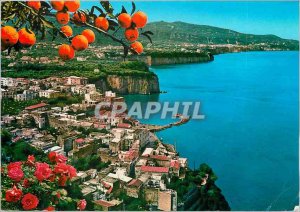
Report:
143,21,298,48
38,19,299,49
2,60,153,79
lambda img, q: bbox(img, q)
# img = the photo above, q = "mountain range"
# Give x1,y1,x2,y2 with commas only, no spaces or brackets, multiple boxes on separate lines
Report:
142,21,298,47
52,20,298,49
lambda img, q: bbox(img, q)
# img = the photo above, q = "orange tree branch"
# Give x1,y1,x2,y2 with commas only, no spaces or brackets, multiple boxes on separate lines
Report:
17,1,137,55
17,1,71,42
83,22,137,55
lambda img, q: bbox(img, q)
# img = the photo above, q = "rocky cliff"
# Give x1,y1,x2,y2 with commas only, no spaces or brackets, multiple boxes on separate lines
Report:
94,75,160,95
150,54,214,65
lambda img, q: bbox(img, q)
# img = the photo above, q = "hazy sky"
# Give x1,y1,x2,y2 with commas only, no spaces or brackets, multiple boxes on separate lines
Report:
81,1,299,40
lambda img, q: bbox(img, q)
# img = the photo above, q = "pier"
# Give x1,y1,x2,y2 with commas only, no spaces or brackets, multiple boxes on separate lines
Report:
139,114,191,132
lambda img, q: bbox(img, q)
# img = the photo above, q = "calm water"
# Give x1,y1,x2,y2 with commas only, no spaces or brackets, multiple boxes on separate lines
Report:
125,51,299,210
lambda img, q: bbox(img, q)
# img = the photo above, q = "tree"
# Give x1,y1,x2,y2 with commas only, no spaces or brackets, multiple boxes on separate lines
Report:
198,163,218,182
1,129,12,146
1,1,153,60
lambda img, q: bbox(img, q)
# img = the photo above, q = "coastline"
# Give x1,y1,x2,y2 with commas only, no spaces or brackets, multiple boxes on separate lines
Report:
149,49,299,67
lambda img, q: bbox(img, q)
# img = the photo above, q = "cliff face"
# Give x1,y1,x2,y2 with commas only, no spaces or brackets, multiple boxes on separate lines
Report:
151,54,214,65
183,185,230,211
94,75,160,95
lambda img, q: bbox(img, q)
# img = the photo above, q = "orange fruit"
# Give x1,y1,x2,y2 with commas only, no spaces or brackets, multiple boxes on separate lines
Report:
82,29,95,44
73,12,86,24
56,11,70,25
124,28,139,42
118,13,132,29
58,44,75,60
1,26,19,47
71,35,88,51
50,0,65,11
18,28,36,47
132,11,147,28
130,41,143,54
94,17,109,31
60,25,73,37
65,0,80,12
27,0,41,11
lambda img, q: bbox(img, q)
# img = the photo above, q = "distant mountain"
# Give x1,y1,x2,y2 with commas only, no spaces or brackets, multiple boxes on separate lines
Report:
26,18,299,51
142,21,298,47
52,20,298,49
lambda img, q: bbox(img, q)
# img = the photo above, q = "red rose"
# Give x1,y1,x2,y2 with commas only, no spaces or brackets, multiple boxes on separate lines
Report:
44,206,55,211
68,165,77,179
58,174,68,186
77,199,87,211
55,154,67,163
5,185,23,202
48,152,57,163
49,174,56,182
23,178,31,188
53,163,69,175
7,162,22,171
53,163,77,178
8,167,24,182
34,163,52,182
21,193,39,210
26,155,35,166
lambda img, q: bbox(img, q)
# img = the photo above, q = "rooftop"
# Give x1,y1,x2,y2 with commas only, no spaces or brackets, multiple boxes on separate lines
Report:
93,200,114,207
117,123,132,129
150,155,170,161
25,102,48,110
141,166,169,173
127,179,143,187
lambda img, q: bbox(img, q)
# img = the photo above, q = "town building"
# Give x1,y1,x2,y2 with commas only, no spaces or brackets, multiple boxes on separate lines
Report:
39,89,61,98
65,76,88,85
158,189,178,211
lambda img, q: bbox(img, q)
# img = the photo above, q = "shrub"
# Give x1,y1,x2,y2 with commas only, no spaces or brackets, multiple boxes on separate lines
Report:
1,152,86,211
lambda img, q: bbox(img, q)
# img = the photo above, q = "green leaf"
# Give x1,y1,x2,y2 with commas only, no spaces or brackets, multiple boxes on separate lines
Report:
25,26,32,34
41,18,55,29
142,30,154,35
121,6,127,14
3,13,15,20
93,6,104,15
141,32,153,44
41,28,46,40
100,1,113,14
108,19,118,27
52,28,59,41
7,46,13,55
123,47,129,58
41,1,51,8
131,2,136,15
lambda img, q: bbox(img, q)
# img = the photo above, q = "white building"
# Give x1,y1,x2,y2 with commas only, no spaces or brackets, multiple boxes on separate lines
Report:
39,89,59,98
14,90,37,101
29,85,41,92
1,77,15,87
45,146,65,155
105,91,116,98
134,129,151,148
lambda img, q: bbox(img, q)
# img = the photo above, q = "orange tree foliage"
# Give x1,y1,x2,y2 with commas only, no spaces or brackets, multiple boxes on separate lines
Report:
1,1,153,60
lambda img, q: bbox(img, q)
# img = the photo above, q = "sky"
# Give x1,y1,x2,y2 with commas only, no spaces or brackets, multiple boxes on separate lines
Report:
81,1,299,40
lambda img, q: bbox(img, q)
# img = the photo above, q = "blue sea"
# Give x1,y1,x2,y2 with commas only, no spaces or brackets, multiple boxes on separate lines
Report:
125,51,299,210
